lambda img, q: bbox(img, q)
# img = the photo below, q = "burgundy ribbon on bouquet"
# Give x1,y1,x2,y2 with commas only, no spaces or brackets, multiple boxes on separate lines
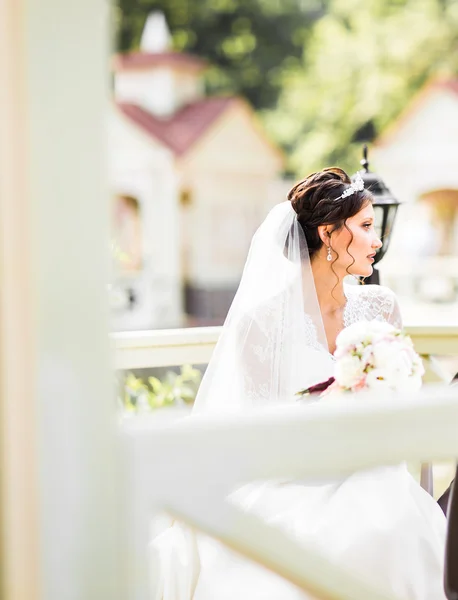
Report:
296,376,335,397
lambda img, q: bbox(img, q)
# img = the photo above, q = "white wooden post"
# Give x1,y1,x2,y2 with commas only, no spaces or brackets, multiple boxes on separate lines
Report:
0,1,121,599
0,1,40,598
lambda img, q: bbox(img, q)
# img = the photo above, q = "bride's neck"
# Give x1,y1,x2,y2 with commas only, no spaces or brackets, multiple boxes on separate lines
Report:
310,255,346,315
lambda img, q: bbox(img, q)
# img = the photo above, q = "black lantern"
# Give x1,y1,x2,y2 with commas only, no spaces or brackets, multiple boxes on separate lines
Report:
352,145,401,285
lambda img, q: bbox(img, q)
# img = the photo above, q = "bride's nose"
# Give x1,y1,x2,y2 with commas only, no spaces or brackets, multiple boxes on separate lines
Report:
373,236,382,249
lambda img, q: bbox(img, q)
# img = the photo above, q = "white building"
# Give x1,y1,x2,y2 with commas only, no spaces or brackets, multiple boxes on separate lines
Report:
109,13,285,330
373,79,458,307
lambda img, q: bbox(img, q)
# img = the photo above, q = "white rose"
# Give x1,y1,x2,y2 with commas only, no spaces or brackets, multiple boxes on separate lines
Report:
396,346,416,376
336,320,396,354
365,369,392,391
371,340,395,370
336,321,369,350
366,320,397,343
357,345,373,370
335,354,365,388
378,349,422,391
368,320,396,336
379,365,408,391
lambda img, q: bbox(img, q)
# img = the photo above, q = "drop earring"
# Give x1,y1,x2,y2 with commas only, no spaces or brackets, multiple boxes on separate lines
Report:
326,246,332,262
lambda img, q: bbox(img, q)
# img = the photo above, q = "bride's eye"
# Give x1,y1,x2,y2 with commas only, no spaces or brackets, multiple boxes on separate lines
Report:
363,222,372,229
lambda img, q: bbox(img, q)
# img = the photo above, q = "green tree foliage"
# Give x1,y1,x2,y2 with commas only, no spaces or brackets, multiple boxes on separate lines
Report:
262,0,458,174
115,0,458,175
121,364,202,412
114,0,326,110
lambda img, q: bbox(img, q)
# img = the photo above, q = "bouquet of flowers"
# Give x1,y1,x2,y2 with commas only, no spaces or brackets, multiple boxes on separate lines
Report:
297,320,425,398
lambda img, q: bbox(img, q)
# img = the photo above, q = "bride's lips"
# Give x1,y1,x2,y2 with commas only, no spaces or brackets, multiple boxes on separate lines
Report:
367,253,376,262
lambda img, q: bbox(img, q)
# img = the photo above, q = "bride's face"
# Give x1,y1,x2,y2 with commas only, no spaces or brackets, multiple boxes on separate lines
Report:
329,203,382,277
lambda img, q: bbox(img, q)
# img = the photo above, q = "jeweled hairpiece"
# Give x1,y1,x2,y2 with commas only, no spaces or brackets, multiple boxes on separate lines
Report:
337,172,365,200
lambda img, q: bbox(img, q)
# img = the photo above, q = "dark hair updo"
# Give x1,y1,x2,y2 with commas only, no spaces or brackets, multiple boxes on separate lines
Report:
288,167,373,259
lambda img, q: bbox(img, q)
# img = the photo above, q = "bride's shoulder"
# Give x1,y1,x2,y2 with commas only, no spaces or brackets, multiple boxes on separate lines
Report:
344,282,402,328
345,282,396,301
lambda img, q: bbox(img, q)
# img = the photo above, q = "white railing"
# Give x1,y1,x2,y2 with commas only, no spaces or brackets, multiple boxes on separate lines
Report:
112,325,458,376
112,326,220,370
113,324,458,497
121,387,458,600
116,327,458,599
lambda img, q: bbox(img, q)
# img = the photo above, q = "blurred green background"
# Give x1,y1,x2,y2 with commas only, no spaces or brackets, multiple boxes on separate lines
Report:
114,0,458,176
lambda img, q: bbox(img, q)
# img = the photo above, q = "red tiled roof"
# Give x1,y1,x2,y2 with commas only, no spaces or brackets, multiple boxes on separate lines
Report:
114,51,207,72
117,97,235,156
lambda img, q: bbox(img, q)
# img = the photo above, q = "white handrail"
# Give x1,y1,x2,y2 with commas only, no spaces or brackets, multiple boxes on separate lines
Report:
121,386,458,600
112,326,220,369
112,325,458,371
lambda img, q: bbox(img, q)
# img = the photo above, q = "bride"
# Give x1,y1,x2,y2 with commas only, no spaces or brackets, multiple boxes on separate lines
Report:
152,167,447,600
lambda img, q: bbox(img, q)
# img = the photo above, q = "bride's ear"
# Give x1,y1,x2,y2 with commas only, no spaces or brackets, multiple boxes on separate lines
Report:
317,225,331,246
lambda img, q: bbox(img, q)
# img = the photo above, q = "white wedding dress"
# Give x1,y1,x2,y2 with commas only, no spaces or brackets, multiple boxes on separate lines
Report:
152,284,447,600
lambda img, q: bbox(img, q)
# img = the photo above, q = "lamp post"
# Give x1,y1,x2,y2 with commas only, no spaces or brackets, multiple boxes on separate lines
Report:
353,145,400,285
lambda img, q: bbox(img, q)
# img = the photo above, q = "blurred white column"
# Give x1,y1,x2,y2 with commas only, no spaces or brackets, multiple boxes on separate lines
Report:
0,1,40,599
0,1,121,599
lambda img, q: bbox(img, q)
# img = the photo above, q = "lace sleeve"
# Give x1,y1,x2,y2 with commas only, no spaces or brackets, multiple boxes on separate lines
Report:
344,284,403,330
373,285,403,329
386,290,403,329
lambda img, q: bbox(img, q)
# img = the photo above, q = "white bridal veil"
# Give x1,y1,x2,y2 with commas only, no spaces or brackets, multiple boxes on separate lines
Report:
193,201,335,415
